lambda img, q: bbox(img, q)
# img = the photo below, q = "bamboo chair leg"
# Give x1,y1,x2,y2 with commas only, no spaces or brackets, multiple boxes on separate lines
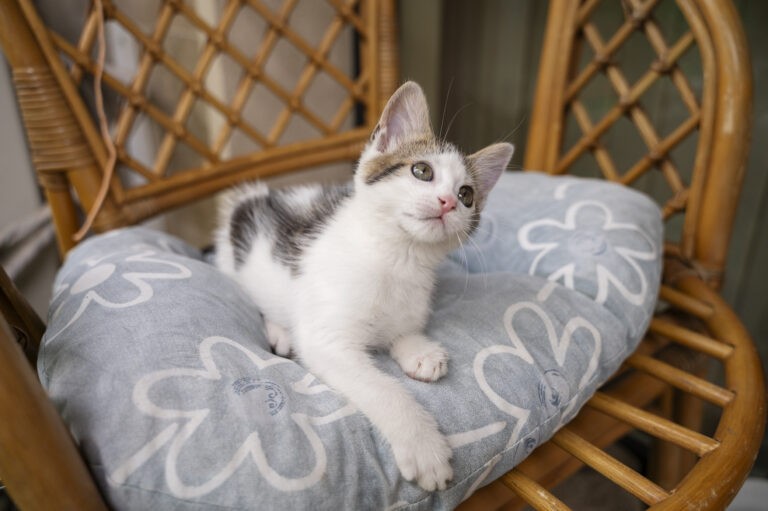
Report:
648,387,683,489
647,357,708,490
671,364,708,478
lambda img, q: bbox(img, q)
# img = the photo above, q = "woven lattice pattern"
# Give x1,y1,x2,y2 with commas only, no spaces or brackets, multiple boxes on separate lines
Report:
559,0,703,220
46,0,369,191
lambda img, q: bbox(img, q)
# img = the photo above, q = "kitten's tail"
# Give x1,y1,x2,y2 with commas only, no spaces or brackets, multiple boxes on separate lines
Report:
214,182,269,273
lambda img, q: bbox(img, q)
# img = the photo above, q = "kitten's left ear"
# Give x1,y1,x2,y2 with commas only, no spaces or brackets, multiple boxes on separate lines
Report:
369,81,431,153
467,142,515,209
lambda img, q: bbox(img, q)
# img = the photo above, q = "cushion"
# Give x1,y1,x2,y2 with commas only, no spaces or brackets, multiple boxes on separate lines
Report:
39,171,662,510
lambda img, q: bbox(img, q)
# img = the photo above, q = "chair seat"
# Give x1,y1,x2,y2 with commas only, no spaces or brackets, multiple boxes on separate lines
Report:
38,172,665,510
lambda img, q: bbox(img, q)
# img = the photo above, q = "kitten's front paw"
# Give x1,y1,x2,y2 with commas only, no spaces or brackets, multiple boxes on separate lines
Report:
391,335,449,382
404,348,448,382
392,428,453,491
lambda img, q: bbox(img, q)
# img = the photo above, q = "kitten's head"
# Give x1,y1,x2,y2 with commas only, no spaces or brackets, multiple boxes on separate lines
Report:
355,81,514,246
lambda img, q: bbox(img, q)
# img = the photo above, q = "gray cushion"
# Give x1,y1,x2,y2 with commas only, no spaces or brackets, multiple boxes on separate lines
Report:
39,171,662,510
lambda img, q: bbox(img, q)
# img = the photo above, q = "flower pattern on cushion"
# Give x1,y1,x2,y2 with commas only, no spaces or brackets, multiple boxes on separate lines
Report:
465,282,602,497
47,246,192,343
111,333,520,500
109,336,357,498
518,200,657,306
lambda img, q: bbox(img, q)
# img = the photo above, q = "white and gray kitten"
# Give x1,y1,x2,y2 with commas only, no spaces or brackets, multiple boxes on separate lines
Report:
215,81,514,491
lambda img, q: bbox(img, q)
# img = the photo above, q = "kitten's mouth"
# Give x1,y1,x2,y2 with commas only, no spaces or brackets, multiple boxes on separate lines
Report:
402,212,453,238
418,215,446,228
421,215,452,233
404,212,442,223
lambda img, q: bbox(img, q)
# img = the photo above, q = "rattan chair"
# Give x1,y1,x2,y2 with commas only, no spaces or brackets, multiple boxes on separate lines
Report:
0,0,764,509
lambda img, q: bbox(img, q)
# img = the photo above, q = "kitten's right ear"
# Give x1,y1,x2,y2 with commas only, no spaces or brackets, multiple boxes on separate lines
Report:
369,81,431,153
467,142,514,210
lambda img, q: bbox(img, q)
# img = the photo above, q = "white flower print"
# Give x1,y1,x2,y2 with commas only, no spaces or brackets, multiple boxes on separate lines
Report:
46,248,192,343
466,282,602,498
517,200,657,306
108,336,357,497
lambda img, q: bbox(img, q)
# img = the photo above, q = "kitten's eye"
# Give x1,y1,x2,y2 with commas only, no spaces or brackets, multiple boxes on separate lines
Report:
411,162,433,181
458,185,474,207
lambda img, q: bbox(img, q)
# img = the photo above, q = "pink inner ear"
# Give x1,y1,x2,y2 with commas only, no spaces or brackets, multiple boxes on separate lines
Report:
373,82,431,152
477,165,505,198
469,143,515,201
376,111,411,152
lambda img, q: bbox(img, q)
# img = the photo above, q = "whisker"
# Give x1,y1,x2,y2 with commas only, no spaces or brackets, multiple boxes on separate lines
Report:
438,77,455,142
464,227,491,283
443,102,473,144
455,232,471,299
469,222,507,245
495,114,528,144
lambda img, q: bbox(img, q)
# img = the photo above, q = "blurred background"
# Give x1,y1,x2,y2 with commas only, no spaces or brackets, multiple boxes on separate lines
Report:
0,0,766,507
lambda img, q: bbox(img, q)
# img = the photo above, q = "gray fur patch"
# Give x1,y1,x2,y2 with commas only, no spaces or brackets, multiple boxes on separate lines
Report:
229,185,352,274
467,210,481,237
360,135,456,186
230,198,260,268
365,163,403,185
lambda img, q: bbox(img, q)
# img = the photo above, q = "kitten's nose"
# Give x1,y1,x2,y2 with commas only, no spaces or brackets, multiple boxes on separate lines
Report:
438,195,457,215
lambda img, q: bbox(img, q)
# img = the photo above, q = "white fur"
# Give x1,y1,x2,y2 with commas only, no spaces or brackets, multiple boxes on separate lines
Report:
289,187,456,491
215,82,513,491
216,175,461,490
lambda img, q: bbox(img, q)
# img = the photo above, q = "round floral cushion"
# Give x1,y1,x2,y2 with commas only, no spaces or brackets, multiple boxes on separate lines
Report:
39,171,662,510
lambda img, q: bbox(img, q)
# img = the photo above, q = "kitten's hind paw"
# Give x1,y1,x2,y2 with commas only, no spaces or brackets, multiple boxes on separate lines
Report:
390,335,449,382
265,320,292,357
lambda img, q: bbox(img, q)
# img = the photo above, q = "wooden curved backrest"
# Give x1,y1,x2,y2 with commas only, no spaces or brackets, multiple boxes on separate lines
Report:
525,0,751,287
0,0,397,255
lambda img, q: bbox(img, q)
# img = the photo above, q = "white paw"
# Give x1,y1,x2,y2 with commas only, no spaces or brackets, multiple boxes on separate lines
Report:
392,427,453,491
265,320,291,357
406,348,448,382
392,336,449,382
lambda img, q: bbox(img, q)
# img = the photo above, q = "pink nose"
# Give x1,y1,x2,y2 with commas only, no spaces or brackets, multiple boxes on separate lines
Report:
438,195,457,215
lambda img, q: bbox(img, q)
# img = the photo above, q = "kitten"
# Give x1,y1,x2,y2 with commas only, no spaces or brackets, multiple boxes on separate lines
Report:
215,81,513,491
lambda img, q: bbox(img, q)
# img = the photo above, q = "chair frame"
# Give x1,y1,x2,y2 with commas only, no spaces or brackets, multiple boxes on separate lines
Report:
0,0,399,255
0,0,765,510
